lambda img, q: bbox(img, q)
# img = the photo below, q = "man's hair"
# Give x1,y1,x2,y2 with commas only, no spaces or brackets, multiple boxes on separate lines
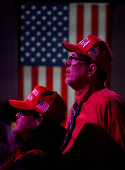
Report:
96,65,108,83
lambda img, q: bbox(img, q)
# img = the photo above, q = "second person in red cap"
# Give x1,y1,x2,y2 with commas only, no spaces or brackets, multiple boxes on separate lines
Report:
4,86,67,170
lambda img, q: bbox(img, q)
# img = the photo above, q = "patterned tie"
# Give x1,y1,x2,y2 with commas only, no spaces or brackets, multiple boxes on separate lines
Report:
67,100,81,131
61,100,81,150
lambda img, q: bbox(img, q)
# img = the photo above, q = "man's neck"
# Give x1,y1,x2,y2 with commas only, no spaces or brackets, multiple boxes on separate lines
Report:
76,85,90,96
76,80,104,96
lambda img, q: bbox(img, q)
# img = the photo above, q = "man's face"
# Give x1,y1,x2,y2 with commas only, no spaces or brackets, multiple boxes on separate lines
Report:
65,52,89,91
14,110,38,139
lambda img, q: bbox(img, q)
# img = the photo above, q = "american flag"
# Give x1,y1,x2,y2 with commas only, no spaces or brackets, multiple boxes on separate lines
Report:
88,48,100,60
18,2,110,122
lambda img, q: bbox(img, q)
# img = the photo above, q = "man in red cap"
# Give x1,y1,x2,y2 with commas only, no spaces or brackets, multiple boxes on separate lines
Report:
61,35,125,169
3,86,67,170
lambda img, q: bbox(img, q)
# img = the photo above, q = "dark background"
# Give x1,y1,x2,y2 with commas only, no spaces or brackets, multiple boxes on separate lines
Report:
0,0,125,123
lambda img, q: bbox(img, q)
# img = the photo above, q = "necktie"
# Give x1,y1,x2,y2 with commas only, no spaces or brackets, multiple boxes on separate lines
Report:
67,100,81,131
61,100,81,150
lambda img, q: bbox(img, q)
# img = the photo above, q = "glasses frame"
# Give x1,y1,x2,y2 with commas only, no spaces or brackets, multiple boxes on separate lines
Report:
68,56,87,66
18,110,40,118
19,110,32,116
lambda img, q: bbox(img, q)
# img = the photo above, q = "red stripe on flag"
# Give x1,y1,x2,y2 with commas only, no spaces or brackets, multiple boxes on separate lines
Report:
32,66,38,90
46,67,53,90
77,4,84,43
61,67,67,105
18,66,23,100
92,5,98,36
61,67,67,127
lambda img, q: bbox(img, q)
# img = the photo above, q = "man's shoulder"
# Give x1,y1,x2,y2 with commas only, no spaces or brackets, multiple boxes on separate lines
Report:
9,150,46,170
91,88,124,103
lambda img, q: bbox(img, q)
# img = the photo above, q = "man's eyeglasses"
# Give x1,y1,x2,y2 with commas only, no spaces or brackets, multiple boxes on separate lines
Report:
19,110,32,116
18,110,40,118
67,56,87,66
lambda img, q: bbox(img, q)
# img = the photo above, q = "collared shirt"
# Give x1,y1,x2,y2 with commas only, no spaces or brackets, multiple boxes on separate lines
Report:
63,83,125,154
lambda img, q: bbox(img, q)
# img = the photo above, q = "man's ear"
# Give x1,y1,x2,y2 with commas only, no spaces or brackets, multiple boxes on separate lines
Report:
35,114,43,126
87,64,97,77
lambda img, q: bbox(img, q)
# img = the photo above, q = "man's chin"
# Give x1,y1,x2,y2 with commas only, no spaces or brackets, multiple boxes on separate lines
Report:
65,79,74,88
14,126,20,134
65,79,70,85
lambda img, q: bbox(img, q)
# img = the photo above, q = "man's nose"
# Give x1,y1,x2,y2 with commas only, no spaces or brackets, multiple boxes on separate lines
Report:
16,112,20,118
65,60,70,67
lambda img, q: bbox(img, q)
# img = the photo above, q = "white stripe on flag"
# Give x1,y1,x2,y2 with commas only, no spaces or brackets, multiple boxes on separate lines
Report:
53,67,61,95
69,3,77,44
67,87,76,114
23,66,32,100
84,3,92,37
98,4,106,41
38,66,46,87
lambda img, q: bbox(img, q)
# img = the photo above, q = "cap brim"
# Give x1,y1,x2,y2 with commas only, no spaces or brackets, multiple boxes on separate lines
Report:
9,100,33,110
62,41,84,54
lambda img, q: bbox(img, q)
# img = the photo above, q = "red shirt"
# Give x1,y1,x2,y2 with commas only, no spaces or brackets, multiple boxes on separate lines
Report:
63,83,125,154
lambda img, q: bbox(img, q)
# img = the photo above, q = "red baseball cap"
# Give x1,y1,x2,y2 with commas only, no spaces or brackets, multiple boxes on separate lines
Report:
9,86,67,124
62,34,113,73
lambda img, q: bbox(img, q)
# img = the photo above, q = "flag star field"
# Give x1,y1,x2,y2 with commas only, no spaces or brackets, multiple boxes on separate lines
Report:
20,3,69,66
